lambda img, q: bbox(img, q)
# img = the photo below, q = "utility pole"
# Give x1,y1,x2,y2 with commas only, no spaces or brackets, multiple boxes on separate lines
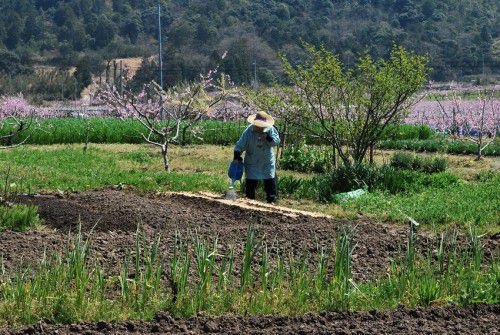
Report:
253,60,258,90
158,2,165,121
98,63,102,88
74,77,78,101
482,53,485,78
105,62,110,85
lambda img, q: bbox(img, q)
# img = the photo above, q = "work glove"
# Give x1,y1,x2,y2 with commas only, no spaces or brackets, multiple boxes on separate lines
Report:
233,151,243,163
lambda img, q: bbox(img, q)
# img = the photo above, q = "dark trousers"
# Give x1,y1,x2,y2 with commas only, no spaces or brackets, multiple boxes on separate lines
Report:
245,177,277,203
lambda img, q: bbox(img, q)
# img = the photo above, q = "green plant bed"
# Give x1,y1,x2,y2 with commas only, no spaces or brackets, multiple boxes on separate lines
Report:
380,124,435,141
379,139,500,156
0,225,496,326
1,118,443,147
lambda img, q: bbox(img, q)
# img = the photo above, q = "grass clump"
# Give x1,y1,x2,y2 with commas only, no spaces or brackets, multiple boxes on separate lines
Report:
390,152,448,173
0,204,42,232
279,164,460,201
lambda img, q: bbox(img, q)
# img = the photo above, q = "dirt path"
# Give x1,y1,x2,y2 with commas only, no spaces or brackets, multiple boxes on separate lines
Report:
2,303,498,334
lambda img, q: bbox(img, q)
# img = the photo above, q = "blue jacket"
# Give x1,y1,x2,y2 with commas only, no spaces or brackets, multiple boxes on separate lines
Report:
234,125,281,180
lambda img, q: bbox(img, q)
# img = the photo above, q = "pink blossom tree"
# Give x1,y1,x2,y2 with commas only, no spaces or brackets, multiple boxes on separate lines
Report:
459,93,499,160
407,92,499,160
0,95,38,149
99,65,238,172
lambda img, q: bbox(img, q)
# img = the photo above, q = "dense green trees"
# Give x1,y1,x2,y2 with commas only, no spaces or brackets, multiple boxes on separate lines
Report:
0,0,498,91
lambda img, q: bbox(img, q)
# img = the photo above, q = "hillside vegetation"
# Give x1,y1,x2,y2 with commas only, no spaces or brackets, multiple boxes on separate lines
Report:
0,0,499,99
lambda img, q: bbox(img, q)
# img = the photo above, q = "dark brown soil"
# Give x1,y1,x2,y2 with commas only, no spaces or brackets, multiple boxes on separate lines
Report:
2,189,498,280
2,303,499,334
3,189,431,280
1,189,498,334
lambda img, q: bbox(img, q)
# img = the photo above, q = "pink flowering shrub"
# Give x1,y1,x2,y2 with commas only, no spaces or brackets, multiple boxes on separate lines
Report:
0,95,35,119
0,95,39,149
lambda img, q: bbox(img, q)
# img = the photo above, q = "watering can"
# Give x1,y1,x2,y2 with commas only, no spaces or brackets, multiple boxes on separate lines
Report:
227,160,244,189
225,160,244,200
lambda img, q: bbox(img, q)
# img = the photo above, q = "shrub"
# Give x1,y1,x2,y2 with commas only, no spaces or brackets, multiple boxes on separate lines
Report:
425,157,448,174
277,176,306,197
126,149,154,163
390,152,415,170
423,173,460,188
328,164,379,192
377,166,416,194
0,204,42,232
280,144,330,173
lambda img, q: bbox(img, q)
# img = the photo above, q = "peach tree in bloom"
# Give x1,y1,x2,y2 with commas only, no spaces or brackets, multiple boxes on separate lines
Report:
99,64,240,172
407,92,499,160
0,95,39,149
460,94,499,160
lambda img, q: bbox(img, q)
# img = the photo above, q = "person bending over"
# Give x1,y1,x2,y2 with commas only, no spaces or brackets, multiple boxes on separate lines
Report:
233,111,280,203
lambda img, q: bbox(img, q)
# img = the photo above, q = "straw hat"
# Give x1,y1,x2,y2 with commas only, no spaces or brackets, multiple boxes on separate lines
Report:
247,111,275,128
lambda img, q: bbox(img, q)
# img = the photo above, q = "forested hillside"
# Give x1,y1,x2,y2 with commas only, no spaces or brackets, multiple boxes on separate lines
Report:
0,0,498,98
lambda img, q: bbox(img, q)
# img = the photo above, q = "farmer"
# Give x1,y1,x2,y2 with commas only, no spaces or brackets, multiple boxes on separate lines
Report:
233,111,281,203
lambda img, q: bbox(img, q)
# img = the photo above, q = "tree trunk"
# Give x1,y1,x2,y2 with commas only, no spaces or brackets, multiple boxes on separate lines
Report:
162,144,170,172
83,142,88,152
332,145,338,170
281,122,288,157
476,136,482,161
337,145,351,168
181,125,189,146
83,121,90,152
369,143,375,165
7,131,14,146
